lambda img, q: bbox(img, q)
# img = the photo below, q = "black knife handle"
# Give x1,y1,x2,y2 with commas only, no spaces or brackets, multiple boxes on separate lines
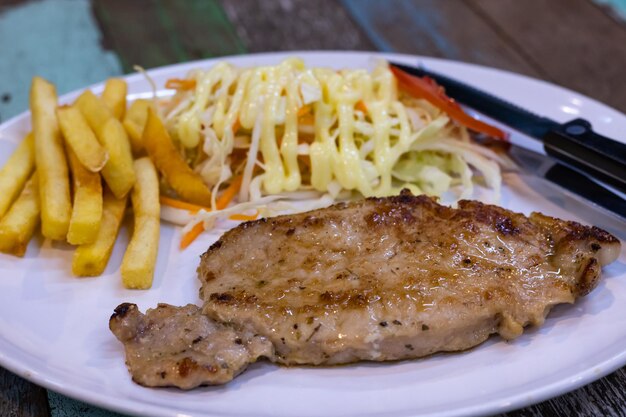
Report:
545,163,626,220
543,119,626,192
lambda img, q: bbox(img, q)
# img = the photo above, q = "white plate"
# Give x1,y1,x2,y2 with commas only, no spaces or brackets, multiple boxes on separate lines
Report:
0,52,625,417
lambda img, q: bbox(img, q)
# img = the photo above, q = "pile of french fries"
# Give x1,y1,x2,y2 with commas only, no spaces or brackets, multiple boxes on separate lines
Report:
0,77,163,289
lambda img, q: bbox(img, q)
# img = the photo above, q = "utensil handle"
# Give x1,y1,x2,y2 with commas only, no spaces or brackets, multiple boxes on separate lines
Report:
544,119,626,192
545,163,626,220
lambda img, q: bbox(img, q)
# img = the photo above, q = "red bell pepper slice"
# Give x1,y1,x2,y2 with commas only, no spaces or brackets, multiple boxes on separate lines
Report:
390,65,507,141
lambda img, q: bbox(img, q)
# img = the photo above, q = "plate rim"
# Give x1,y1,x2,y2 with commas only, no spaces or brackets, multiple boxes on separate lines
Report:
0,50,625,417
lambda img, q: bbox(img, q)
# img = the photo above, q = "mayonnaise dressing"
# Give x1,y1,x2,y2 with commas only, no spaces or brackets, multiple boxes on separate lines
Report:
167,58,501,204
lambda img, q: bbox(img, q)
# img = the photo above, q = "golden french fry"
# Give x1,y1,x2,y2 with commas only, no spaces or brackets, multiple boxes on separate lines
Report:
0,132,35,219
66,148,103,245
0,174,40,257
72,189,127,277
75,90,136,198
143,108,212,206
121,157,160,289
75,90,111,135
30,77,72,240
99,119,136,198
102,78,127,120
122,99,154,154
57,106,108,172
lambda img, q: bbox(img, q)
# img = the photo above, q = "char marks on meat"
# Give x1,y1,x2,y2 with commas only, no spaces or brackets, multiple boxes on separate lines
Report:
110,191,620,388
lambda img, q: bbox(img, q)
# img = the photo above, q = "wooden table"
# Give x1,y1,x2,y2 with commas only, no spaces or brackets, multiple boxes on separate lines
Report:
1,1,625,416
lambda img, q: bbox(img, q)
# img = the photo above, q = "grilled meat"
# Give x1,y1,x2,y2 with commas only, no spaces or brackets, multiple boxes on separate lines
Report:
109,303,272,389
110,191,620,388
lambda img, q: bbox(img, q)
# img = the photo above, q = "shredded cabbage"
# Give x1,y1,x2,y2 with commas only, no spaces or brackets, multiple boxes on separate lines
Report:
159,58,505,232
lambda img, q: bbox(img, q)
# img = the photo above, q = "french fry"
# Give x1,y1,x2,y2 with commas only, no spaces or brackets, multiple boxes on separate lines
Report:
0,132,35,219
66,148,103,245
102,78,127,120
30,77,72,240
143,108,212,206
75,90,111,135
72,189,127,277
121,157,160,289
123,99,154,154
75,90,136,198
98,119,136,198
57,106,108,172
0,174,40,257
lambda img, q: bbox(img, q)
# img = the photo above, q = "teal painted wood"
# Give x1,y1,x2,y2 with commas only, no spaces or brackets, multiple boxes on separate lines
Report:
596,0,626,18
0,0,124,415
0,0,122,122
48,391,126,417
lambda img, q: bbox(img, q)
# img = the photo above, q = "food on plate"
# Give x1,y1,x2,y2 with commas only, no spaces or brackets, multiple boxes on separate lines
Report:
98,119,137,198
389,65,506,140
160,176,259,250
76,90,136,198
110,191,621,388
143,108,213,206
121,157,160,289
57,105,109,172
66,148,103,245
0,75,153,284
75,90,111,133
0,174,40,257
0,74,152,283
0,132,35,218
110,303,270,387
30,77,72,240
72,190,127,277
123,99,154,154
1,59,510,276
156,58,509,247
101,78,127,120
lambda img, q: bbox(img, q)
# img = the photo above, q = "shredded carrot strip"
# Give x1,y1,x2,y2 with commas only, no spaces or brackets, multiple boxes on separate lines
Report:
165,176,246,249
160,196,209,214
179,222,205,249
165,78,196,91
390,66,507,140
216,175,243,210
161,175,242,214
179,211,257,250
298,154,312,168
229,212,259,221
297,104,312,117
355,100,368,113
298,114,315,126
232,119,241,134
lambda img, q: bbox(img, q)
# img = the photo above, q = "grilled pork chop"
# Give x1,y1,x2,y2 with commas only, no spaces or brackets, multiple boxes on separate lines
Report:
110,191,620,388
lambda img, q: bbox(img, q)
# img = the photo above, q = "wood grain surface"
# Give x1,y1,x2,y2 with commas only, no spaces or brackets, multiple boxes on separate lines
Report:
343,0,626,113
497,368,626,417
0,369,50,417
0,0,625,416
469,0,626,113
220,0,374,52
342,0,542,75
92,0,245,72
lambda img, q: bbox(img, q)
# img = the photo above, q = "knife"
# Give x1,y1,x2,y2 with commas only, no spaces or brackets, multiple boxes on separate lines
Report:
388,62,626,193
508,143,626,220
